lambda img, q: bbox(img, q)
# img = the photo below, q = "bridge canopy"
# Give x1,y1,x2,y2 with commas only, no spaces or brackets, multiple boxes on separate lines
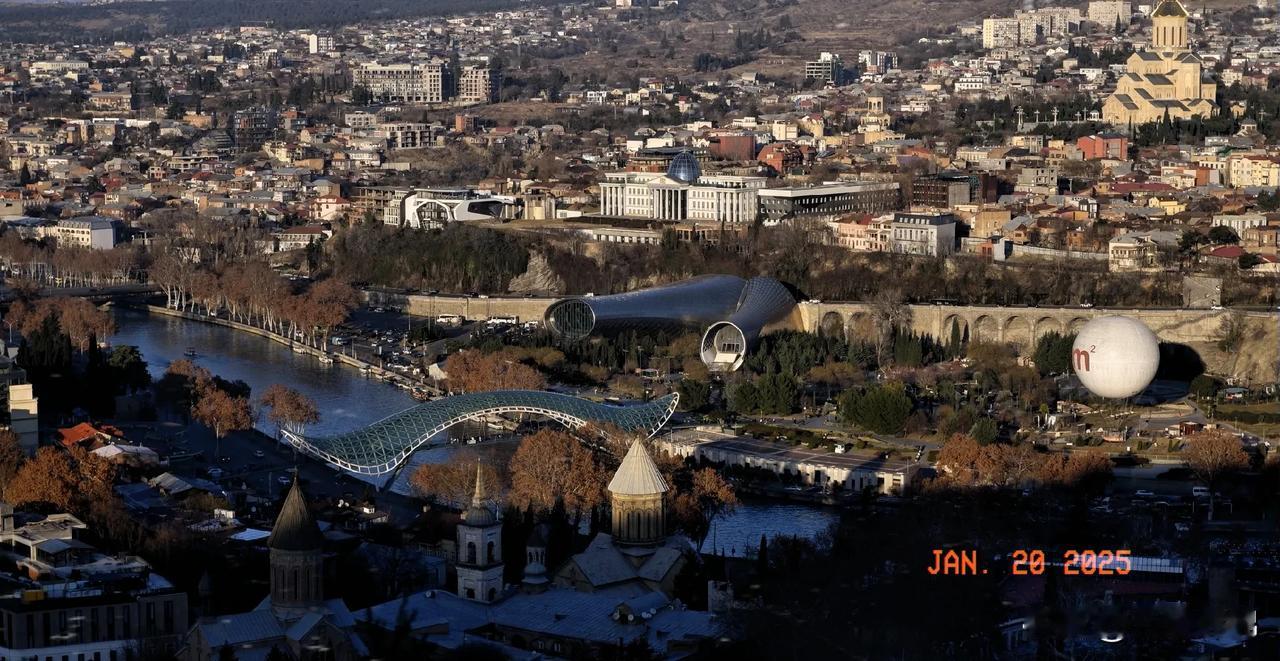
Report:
281,390,679,475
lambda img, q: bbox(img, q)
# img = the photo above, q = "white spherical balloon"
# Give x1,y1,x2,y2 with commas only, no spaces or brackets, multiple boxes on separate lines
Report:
1071,316,1161,399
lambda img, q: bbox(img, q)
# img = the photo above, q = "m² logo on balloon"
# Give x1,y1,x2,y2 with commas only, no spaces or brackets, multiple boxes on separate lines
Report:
1072,347,1094,372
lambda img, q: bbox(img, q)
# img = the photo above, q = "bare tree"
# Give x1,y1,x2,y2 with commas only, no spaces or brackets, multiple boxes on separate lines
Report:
870,287,912,369
1185,429,1249,519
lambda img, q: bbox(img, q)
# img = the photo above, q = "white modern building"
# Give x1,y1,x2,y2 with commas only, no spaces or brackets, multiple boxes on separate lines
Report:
45,217,117,249
393,189,515,228
891,211,957,256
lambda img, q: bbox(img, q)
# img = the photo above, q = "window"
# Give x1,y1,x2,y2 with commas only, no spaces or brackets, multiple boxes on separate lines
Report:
466,542,476,564
486,541,495,564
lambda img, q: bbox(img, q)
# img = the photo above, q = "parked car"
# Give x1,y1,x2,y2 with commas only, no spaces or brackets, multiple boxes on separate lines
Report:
1192,486,1210,498
1135,489,1155,498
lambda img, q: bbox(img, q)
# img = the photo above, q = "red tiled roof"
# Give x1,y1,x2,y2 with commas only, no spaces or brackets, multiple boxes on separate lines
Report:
1208,245,1247,258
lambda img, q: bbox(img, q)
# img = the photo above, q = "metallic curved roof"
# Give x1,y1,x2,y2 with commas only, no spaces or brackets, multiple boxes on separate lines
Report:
546,274,800,372
701,276,803,371
546,274,748,341
281,390,679,475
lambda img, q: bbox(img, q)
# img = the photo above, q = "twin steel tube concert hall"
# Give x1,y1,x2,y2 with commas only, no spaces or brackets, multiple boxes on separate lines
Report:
544,275,802,372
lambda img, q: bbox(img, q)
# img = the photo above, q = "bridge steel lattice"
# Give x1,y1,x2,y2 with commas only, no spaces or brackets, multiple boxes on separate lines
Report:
280,390,679,475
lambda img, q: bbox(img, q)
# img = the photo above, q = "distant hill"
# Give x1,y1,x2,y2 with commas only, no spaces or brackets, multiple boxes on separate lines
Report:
0,0,555,42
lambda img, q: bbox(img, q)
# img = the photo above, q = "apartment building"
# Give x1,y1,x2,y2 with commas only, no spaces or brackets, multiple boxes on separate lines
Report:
458,65,496,103
804,52,843,84
354,61,450,104
0,506,189,660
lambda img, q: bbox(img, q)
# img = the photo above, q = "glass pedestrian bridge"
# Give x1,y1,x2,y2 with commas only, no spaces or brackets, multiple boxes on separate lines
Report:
280,390,680,475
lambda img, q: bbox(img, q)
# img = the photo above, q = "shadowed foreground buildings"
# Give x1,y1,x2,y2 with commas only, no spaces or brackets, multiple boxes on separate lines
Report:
360,441,722,658
179,479,368,661
0,504,189,660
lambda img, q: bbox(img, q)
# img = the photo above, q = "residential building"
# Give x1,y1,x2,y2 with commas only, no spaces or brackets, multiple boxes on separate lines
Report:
891,211,957,256
804,52,843,84
829,214,894,252
1087,0,1132,28
458,65,496,103
230,107,279,151
983,18,1022,49
1227,154,1280,188
269,225,330,253
377,122,435,150
7,384,36,456
0,506,189,660
306,33,334,54
46,217,117,249
1213,213,1269,234
1108,230,1179,271
354,61,450,104
1077,133,1129,160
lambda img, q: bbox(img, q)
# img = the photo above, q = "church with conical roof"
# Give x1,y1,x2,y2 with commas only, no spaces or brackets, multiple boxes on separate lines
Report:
180,478,369,661
359,439,721,657
1102,0,1216,125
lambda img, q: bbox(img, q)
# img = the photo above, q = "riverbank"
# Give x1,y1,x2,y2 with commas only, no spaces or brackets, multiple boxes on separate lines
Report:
134,304,440,396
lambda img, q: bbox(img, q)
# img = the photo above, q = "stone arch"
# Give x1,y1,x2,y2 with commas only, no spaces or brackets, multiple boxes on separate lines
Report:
942,314,969,344
1068,317,1088,333
848,312,875,341
1034,316,1063,341
972,315,999,344
1004,316,1033,353
819,311,845,338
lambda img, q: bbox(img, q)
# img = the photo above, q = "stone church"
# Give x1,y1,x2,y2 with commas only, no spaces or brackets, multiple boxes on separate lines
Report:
1102,0,1217,126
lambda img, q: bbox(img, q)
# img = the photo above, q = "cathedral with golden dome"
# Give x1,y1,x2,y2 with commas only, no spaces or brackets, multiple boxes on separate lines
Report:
1102,0,1217,126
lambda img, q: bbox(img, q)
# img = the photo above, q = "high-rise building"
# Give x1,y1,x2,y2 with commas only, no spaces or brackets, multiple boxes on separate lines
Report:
1087,0,1132,29
982,17,1022,48
230,106,279,151
307,33,335,54
457,64,496,103
353,61,450,104
804,52,843,84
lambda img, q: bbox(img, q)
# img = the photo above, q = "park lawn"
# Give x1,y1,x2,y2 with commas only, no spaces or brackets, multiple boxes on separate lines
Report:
1216,402,1280,439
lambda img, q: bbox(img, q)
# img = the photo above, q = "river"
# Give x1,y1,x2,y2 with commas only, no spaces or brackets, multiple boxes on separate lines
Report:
108,307,839,554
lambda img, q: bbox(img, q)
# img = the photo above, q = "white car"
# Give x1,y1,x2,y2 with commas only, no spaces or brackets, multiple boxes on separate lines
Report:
1135,489,1155,498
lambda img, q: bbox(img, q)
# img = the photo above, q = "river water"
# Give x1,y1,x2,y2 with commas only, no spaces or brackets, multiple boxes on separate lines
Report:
108,307,838,555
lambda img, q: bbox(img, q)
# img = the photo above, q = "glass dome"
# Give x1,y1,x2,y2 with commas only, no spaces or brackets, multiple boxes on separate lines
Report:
666,151,701,184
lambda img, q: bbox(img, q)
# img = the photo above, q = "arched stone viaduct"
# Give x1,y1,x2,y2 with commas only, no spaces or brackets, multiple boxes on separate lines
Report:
367,290,1263,363
800,302,1256,354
